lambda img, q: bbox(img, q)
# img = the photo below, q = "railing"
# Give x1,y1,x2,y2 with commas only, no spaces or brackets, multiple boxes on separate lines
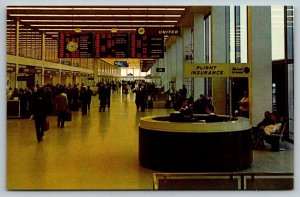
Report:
153,172,294,190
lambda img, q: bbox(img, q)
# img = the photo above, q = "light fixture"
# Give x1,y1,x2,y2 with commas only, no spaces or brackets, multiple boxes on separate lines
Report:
74,28,81,33
111,28,118,33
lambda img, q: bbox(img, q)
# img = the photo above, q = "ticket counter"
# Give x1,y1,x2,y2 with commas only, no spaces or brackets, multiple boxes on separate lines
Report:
139,115,253,172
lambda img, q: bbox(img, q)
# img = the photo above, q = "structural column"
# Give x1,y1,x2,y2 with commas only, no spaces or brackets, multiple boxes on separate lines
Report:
164,47,170,90
211,6,228,114
170,42,177,90
183,27,193,97
15,20,20,88
193,13,205,99
41,32,46,86
93,58,99,83
250,6,272,125
175,36,184,91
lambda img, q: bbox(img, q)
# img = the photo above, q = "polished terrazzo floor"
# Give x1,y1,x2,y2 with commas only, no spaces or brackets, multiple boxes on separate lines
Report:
6,92,294,190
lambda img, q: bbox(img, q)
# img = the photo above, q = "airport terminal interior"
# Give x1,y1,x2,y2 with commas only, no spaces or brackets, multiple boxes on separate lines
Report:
6,5,294,190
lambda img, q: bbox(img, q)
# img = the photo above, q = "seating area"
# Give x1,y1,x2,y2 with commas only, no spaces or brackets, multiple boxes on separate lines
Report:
153,172,294,190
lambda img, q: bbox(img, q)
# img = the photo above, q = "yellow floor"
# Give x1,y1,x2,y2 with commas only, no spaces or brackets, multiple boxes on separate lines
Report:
6,92,294,190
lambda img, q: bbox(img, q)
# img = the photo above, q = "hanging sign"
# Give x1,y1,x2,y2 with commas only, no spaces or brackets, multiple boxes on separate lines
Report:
184,63,252,78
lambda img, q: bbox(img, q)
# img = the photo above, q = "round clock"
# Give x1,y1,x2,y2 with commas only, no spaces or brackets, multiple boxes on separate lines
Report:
138,27,145,35
66,41,78,52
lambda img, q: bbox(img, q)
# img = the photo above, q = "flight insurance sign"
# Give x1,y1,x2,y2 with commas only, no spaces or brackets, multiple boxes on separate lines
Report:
184,63,252,78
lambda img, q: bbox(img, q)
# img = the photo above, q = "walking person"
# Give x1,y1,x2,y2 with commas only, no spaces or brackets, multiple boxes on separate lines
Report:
87,86,93,111
98,83,107,112
80,86,88,115
135,85,147,112
54,88,68,128
105,83,111,108
30,87,52,142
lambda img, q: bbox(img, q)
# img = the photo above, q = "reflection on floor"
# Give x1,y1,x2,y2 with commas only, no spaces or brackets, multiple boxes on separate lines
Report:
6,92,294,190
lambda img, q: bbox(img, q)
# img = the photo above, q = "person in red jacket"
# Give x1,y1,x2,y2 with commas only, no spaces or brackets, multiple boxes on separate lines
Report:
54,88,68,128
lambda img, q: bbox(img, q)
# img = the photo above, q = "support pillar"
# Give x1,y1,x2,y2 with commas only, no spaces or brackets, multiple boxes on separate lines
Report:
212,6,227,114
250,6,272,125
176,36,184,91
193,13,205,99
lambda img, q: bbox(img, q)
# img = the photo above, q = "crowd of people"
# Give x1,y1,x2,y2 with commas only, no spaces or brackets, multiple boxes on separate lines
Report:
8,83,101,142
8,81,284,148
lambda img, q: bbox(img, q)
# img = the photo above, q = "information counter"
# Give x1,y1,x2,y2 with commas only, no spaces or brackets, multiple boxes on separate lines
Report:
139,115,253,172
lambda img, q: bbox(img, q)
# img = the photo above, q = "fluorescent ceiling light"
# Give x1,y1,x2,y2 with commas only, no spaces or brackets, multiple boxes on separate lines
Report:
21,19,178,23
9,14,181,17
32,24,175,27
39,28,137,31
7,7,185,11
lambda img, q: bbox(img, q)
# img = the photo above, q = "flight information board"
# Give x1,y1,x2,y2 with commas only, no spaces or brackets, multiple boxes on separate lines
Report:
95,32,129,58
58,32,164,59
134,34,164,59
58,32,94,58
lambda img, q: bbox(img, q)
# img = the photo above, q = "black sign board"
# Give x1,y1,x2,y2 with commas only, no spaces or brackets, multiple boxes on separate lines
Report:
18,66,42,74
61,70,72,77
58,32,94,58
7,64,16,72
135,34,164,59
156,68,165,72
57,32,164,59
44,69,60,76
140,60,155,72
95,32,129,58
137,27,181,36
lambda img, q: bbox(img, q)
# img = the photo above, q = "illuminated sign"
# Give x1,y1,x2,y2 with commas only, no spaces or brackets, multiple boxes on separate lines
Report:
184,63,252,78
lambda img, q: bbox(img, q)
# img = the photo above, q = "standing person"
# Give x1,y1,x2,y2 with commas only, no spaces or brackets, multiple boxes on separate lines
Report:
135,86,147,112
181,85,187,100
80,86,88,115
30,87,52,142
238,90,249,118
54,88,68,128
86,86,93,111
98,83,107,112
72,85,80,111
105,83,111,108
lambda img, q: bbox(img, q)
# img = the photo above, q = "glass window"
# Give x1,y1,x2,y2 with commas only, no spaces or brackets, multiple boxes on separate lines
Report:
286,6,294,60
271,6,285,60
120,68,127,76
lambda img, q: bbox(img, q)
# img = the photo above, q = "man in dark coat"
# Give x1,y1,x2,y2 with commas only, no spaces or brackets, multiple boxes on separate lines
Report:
205,104,222,122
30,87,52,142
98,83,107,112
87,86,93,110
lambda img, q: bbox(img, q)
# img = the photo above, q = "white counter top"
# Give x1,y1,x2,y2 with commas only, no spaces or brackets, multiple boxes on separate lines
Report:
139,116,251,133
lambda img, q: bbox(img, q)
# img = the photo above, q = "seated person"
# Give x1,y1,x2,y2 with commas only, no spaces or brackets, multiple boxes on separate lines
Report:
264,113,282,135
179,100,195,121
205,104,222,122
169,105,184,122
257,111,273,130
253,112,282,149
252,111,272,149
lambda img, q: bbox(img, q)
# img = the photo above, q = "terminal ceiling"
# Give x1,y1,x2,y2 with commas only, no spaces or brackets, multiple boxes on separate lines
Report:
7,6,211,68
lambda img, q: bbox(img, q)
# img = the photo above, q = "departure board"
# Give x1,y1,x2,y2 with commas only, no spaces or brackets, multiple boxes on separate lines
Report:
95,32,129,58
135,34,164,59
58,32,94,58
58,32,164,59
